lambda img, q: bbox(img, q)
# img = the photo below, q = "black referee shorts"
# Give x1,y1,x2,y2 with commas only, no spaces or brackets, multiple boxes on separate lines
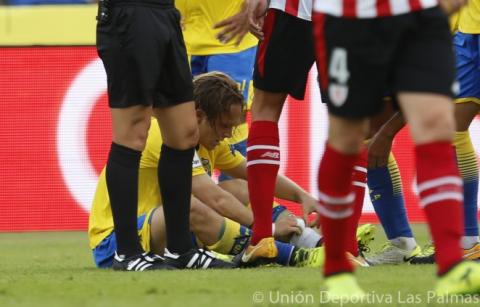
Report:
96,0,193,108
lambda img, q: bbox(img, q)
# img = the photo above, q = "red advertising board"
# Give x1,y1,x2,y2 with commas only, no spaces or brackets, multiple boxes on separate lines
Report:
1,46,478,232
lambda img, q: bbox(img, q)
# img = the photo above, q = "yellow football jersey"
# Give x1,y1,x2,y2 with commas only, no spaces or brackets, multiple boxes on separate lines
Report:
196,139,245,177
228,122,249,145
451,0,480,33
88,118,245,249
175,0,258,55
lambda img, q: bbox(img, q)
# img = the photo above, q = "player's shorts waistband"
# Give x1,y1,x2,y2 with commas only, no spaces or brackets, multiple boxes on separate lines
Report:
109,0,174,8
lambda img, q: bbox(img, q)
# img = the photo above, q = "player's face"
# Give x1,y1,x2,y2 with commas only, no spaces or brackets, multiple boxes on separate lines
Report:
198,103,243,150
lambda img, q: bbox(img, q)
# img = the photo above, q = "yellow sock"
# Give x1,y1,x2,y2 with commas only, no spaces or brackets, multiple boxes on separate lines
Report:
454,131,479,182
207,218,251,255
387,153,403,196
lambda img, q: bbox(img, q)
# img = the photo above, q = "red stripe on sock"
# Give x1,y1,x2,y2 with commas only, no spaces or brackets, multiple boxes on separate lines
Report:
318,144,358,275
347,148,367,256
416,142,463,274
247,121,280,245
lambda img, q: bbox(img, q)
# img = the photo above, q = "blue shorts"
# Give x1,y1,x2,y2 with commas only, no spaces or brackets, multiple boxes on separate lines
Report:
92,209,155,268
272,205,288,222
453,32,480,103
190,46,257,102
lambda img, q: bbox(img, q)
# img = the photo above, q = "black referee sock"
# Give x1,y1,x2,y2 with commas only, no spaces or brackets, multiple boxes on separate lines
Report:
106,142,144,257
158,144,195,254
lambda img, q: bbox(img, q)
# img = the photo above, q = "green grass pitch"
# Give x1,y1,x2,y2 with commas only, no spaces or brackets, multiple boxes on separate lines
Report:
0,224,478,307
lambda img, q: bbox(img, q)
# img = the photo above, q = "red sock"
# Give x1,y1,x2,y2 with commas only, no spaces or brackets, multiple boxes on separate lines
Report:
318,143,358,276
247,121,280,245
346,147,368,256
416,142,464,275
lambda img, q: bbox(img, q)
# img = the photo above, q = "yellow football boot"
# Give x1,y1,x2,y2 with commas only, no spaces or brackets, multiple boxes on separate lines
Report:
324,273,366,302
435,261,480,296
463,243,480,261
240,237,278,267
291,246,325,268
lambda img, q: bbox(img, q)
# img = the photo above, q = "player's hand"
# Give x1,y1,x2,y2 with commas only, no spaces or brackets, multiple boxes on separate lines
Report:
214,0,268,45
438,0,468,15
367,131,394,169
249,16,265,41
298,193,321,227
274,215,302,242
180,14,186,31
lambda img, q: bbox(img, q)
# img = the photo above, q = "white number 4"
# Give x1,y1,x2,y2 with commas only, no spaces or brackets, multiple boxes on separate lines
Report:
329,48,350,85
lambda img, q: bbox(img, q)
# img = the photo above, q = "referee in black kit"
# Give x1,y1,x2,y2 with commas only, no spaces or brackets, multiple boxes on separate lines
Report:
96,0,233,271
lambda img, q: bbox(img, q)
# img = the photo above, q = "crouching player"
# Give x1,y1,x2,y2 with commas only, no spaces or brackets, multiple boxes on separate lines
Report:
89,72,369,269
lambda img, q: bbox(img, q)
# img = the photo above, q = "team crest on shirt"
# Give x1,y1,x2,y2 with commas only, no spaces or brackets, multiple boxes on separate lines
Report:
201,158,212,176
329,83,349,107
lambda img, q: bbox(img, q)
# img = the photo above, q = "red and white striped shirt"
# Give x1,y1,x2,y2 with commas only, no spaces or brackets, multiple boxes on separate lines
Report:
269,0,313,21
313,0,438,18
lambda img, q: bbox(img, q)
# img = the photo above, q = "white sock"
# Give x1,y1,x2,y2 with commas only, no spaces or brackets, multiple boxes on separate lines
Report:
290,218,321,248
461,236,479,249
390,237,417,251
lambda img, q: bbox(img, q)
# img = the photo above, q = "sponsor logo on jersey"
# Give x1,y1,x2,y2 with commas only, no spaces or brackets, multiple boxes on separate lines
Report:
192,151,202,169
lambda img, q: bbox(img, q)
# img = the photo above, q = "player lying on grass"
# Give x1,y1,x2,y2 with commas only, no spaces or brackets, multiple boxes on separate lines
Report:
88,72,373,269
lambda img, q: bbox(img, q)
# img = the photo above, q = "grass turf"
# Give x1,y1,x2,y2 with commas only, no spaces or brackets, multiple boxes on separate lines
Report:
0,224,478,307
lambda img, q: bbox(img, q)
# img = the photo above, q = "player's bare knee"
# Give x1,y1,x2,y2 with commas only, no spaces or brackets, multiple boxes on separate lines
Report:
252,102,283,121
416,110,455,142
328,129,366,154
113,116,151,151
328,115,368,153
133,126,150,150
184,125,200,148
251,91,287,122
168,124,199,150
189,199,209,231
